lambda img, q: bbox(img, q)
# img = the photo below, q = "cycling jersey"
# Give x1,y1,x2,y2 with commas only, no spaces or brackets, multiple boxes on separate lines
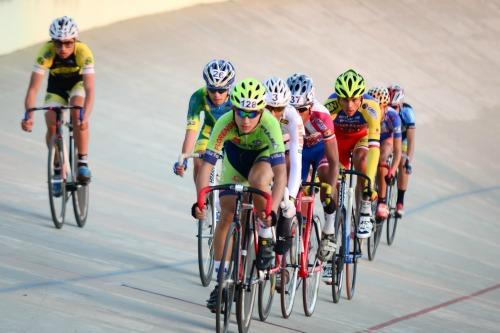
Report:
324,93,381,188
301,100,335,181
276,105,304,198
399,103,416,141
186,87,232,152
33,41,94,103
380,106,402,141
203,111,285,185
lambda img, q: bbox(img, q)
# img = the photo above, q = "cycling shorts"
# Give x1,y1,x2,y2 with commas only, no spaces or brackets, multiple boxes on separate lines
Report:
336,133,368,169
44,78,84,105
301,141,325,181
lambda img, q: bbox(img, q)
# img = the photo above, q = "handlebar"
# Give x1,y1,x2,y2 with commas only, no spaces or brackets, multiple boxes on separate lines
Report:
25,106,84,122
301,181,333,197
197,184,272,217
339,169,372,191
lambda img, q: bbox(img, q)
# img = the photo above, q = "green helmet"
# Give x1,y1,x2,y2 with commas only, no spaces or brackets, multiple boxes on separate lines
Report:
334,69,366,98
230,78,267,110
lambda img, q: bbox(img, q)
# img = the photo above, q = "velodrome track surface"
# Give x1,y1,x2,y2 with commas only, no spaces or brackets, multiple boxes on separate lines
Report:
1,1,500,332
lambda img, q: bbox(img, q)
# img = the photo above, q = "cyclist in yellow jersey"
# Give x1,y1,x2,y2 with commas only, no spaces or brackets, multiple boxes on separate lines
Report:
173,60,235,181
21,16,95,190
324,69,381,238
192,78,287,312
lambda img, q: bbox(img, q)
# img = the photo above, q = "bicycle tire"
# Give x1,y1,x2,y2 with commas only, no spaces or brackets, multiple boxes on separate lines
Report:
71,144,89,228
216,223,238,333
236,214,258,333
198,192,216,286
367,201,383,261
386,178,399,245
302,214,321,316
331,208,345,303
345,207,360,300
257,258,276,321
280,215,299,318
48,137,67,229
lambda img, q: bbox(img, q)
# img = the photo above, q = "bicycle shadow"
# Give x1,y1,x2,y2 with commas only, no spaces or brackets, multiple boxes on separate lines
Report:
0,201,56,228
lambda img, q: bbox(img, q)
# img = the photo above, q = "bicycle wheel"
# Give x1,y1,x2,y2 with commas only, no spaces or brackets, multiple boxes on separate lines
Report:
48,137,67,229
198,191,217,286
236,216,258,333
216,223,238,333
280,215,299,318
386,178,399,245
71,144,89,228
367,201,383,261
345,207,360,300
302,214,321,317
257,255,276,321
331,208,345,303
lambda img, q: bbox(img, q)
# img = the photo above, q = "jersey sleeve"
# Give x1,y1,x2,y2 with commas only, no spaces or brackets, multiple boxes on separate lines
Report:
261,112,285,166
390,111,402,139
284,106,304,198
75,42,95,75
33,42,55,74
401,103,416,128
203,112,235,165
186,88,205,131
314,104,336,141
324,92,341,119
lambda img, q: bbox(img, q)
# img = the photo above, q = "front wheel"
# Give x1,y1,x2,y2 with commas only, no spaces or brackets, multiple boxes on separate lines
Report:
331,208,345,303
198,192,217,286
71,145,89,228
280,215,300,318
257,259,276,321
345,207,360,300
386,179,399,245
302,214,321,316
48,137,67,229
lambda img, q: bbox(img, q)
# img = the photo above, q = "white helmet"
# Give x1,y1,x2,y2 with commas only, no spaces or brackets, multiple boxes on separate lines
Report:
286,73,315,107
264,77,291,107
203,59,236,89
49,16,79,40
388,84,405,106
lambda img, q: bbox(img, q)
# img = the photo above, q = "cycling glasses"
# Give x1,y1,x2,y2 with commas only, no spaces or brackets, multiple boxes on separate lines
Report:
52,39,75,48
296,105,310,113
234,107,261,119
207,87,229,94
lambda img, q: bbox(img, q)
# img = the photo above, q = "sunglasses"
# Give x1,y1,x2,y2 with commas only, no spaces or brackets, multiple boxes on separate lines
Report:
267,106,285,113
52,39,75,48
297,106,310,113
207,87,228,94
234,107,261,119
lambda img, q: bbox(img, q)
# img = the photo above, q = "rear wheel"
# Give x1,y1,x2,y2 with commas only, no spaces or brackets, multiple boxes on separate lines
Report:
257,257,276,321
367,199,383,261
280,215,299,318
345,207,360,300
71,144,89,228
198,191,217,286
331,208,345,303
215,224,238,333
302,215,321,316
48,137,67,229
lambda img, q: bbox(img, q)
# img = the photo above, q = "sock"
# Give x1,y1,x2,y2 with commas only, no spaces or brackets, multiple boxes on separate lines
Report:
258,219,273,238
78,154,88,167
322,212,335,234
378,197,386,204
397,190,406,205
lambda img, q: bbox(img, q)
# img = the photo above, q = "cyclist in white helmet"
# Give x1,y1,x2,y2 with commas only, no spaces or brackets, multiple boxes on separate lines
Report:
21,16,95,193
264,76,305,254
173,59,235,182
388,84,416,217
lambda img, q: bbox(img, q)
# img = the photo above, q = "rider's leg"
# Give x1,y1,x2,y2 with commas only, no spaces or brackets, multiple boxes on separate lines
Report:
376,139,393,219
396,140,410,216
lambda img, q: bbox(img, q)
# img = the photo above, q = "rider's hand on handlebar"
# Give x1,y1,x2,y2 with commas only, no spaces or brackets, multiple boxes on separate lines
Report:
363,187,378,202
21,118,33,132
404,158,413,175
173,159,188,176
191,202,205,219
385,167,396,184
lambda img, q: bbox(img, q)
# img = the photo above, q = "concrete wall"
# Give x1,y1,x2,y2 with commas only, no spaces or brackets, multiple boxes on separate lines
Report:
0,0,226,55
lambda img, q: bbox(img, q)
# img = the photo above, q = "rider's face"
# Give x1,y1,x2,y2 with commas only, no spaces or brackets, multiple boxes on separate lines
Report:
339,97,363,115
234,108,262,134
266,105,285,121
207,88,229,106
52,39,75,59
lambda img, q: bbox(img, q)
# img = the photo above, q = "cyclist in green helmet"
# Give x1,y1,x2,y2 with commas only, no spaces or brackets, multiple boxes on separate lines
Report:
192,78,287,313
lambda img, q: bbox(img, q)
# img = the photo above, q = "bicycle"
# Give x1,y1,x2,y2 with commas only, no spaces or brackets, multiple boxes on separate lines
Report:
197,184,272,333
330,160,370,303
179,153,221,287
25,106,89,229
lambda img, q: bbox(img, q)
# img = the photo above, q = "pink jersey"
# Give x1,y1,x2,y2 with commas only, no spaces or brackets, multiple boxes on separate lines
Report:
303,100,336,147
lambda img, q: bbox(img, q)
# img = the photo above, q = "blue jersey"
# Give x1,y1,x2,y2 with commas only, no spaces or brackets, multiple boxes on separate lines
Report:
380,107,402,141
400,103,416,140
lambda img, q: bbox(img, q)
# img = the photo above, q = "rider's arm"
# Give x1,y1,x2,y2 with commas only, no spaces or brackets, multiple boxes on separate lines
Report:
392,138,402,172
182,90,204,154
406,128,415,163
323,137,340,193
82,73,95,123
364,101,382,193
391,111,403,172
271,163,287,213
285,107,304,199
24,72,44,112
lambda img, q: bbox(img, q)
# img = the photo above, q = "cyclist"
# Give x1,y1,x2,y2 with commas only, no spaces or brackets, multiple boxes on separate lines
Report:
173,59,235,181
366,87,402,220
286,74,340,262
264,76,305,255
324,69,381,239
388,84,416,217
21,16,95,191
192,78,287,312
